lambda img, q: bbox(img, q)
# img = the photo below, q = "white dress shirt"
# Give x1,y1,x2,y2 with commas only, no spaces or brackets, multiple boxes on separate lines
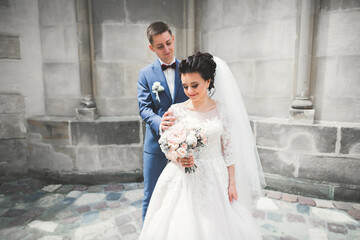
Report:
159,58,176,100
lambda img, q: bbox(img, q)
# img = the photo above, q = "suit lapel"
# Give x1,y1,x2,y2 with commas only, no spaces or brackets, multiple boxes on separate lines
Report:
152,60,172,103
172,59,181,104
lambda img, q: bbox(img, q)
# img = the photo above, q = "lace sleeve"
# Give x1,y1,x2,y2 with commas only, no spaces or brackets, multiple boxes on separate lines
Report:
221,116,235,167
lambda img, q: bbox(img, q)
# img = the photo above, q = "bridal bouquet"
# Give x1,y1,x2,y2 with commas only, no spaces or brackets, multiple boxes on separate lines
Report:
159,123,206,173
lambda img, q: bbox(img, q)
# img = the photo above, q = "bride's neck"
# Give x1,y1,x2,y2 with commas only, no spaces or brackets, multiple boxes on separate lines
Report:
188,97,213,111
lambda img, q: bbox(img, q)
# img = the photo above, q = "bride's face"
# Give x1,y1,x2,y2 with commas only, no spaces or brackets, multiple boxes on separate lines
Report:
181,72,210,103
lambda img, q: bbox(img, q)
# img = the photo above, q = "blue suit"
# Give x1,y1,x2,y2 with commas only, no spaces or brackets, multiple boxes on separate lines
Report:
137,59,188,221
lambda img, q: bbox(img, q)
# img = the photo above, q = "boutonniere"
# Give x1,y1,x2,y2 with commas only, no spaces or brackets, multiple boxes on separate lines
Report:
152,81,165,102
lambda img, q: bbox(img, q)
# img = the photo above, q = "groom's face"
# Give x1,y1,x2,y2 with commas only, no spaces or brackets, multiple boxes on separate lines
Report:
149,31,175,64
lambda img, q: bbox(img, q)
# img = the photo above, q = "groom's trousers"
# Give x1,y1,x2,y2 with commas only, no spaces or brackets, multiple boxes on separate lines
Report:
142,152,168,221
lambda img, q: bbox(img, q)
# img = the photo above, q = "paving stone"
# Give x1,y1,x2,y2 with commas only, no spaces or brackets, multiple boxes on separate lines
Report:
73,185,88,191
124,183,139,191
3,209,27,217
296,204,310,215
8,215,33,226
347,209,360,220
131,199,142,208
280,236,298,240
55,210,73,220
99,210,112,220
76,206,91,214
74,193,106,205
104,184,125,192
252,209,266,220
66,191,82,199
312,207,358,223
23,207,45,218
24,192,46,203
261,223,277,233
115,214,132,226
352,203,360,210
107,201,121,209
28,220,59,233
56,185,73,194
281,194,298,203
263,236,281,240
42,184,62,193
308,228,328,240
310,218,326,228
81,211,99,224
37,194,64,208
287,213,306,223
256,197,279,210
131,209,142,220
59,215,80,225
266,190,282,200
315,199,334,209
327,222,348,234
92,202,107,210
345,223,357,230
298,196,316,206
106,192,122,201
333,201,353,211
118,223,137,235
37,236,63,240
267,211,283,222
86,185,103,193
123,189,143,202
62,197,76,205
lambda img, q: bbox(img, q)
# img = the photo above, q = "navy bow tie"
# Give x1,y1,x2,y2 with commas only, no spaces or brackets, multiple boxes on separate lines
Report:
161,62,176,71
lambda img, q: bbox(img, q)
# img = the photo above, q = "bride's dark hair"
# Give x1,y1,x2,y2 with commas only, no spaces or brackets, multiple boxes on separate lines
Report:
179,52,216,91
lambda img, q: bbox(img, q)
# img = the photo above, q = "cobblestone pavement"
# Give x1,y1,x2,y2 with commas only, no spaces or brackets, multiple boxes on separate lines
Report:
0,178,359,240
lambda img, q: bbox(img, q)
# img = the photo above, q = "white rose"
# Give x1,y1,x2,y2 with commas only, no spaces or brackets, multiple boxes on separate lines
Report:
186,134,197,147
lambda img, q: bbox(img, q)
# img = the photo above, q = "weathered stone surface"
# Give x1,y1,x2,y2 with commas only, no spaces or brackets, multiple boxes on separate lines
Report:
289,109,315,124
45,97,80,117
256,121,337,153
243,96,291,118
340,127,360,155
74,193,106,206
97,97,139,116
315,199,334,208
286,213,305,223
99,146,142,172
92,0,125,24
0,93,25,114
327,222,348,234
28,220,59,232
282,194,298,203
0,114,27,139
333,186,360,202
0,0,10,7
95,62,125,97
0,35,21,59
321,0,360,13
347,209,360,220
298,155,360,185
28,118,70,145
264,175,331,199
0,139,27,169
75,146,100,172
126,0,184,28
71,118,140,145
258,148,297,178
38,0,76,27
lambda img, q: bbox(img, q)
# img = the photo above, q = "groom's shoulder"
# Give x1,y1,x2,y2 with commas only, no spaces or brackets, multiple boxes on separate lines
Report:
139,60,158,74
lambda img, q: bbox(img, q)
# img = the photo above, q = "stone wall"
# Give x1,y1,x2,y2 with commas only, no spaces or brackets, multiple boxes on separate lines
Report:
0,93,27,178
0,0,44,117
92,0,187,116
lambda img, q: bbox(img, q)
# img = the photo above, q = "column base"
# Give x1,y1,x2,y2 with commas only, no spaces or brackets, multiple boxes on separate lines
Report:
75,107,99,120
289,108,315,124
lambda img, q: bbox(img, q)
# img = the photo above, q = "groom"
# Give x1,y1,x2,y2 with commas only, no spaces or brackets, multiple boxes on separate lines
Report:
137,21,188,221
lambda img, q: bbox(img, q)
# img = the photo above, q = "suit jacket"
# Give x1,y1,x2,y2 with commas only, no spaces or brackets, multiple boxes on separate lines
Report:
137,59,188,154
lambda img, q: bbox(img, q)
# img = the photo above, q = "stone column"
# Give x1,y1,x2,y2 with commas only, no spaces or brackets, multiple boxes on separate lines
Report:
186,0,196,56
290,0,315,124
75,0,99,120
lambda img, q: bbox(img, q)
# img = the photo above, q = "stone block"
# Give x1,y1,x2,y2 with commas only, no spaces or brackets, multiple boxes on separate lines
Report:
40,25,78,62
200,0,224,32
123,62,144,98
27,143,53,170
340,127,360,155
316,11,360,56
258,148,297,178
95,62,125,97
320,0,360,12
38,0,76,27
228,61,254,97
99,146,142,172
75,107,99,120
0,113,27,139
264,174,331,199
256,121,337,153
43,63,81,98
28,118,70,145
0,93,25,113
97,97,138,116
75,146,101,172
92,0,125,24
0,0,9,7
255,0,298,22
289,109,315,124
71,118,140,145
298,154,360,185
242,96,291,118
45,97,80,117
126,0,184,28
253,60,293,98
0,139,27,175
101,24,148,62
0,35,21,59
333,186,360,202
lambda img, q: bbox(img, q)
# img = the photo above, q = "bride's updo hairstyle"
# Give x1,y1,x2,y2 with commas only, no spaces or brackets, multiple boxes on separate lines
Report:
179,52,216,91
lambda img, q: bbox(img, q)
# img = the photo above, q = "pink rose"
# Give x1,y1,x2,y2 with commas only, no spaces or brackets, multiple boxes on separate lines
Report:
167,125,186,144
168,141,179,150
176,147,187,158
167,150,179,162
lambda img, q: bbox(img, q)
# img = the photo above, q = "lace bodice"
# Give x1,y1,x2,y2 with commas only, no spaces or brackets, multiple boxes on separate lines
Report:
169,102,234,166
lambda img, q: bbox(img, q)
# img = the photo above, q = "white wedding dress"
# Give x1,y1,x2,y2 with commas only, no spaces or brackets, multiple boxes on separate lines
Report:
139,102,262,240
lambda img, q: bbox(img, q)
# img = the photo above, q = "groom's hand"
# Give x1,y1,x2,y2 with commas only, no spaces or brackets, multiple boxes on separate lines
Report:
161,111,176,132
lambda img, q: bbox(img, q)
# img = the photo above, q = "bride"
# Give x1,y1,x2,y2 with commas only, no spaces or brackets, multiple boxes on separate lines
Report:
139,52,266,240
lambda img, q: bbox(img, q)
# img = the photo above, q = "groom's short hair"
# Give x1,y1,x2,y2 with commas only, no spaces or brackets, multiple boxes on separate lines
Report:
147,21,172,45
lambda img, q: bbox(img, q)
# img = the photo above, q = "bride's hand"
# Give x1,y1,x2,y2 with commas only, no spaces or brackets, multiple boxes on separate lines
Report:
178,156,194,168
228,183,238,203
